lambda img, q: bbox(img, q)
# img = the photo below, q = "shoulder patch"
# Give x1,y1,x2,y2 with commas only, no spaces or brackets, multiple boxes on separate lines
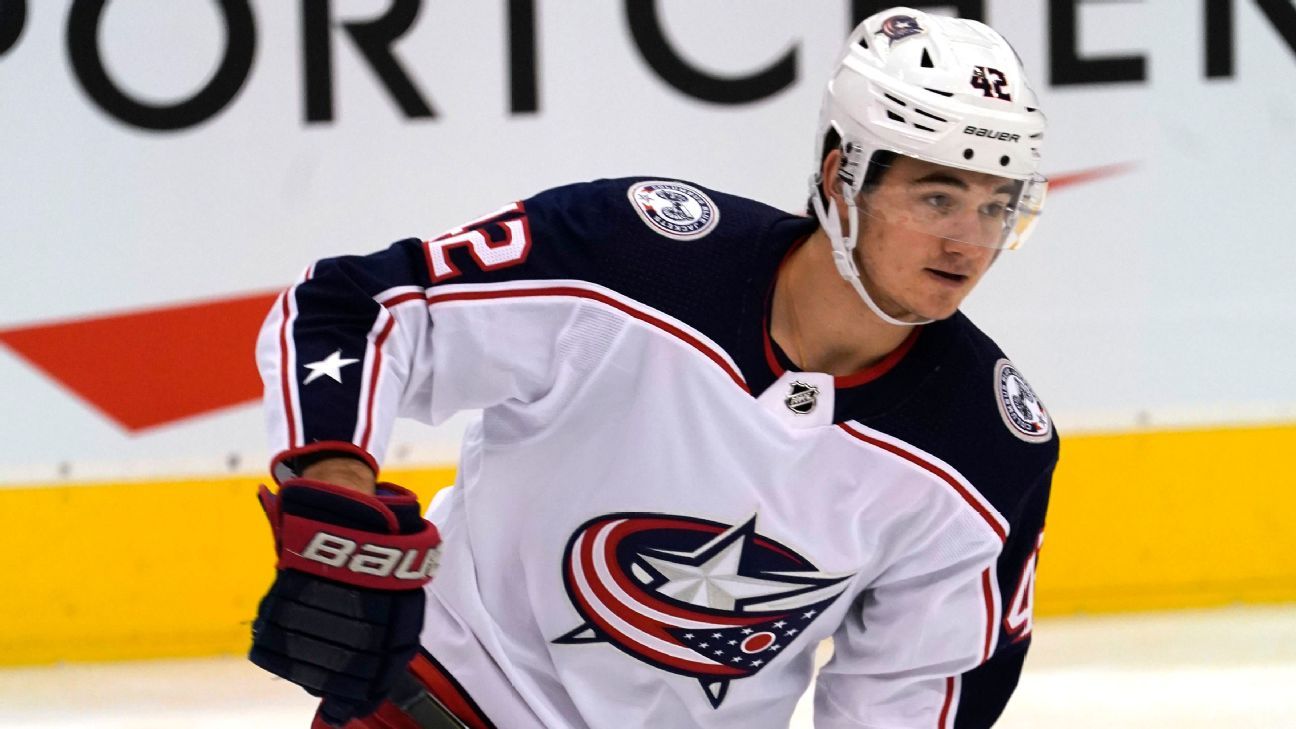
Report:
627,181,719,240
994,358,1052,443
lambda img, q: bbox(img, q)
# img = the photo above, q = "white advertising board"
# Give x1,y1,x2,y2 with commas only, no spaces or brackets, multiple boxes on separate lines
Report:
1,1,1294,481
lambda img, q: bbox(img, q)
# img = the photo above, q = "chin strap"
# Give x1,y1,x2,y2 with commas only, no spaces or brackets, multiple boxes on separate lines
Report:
808,176,933,327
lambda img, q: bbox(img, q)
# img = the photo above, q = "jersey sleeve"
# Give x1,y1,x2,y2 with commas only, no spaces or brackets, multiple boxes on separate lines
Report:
255,177,797,481
947,464,1051,728
813,464,1054,729
255,200,572,480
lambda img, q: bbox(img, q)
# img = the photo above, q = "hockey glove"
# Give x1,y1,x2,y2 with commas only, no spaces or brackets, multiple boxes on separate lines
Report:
249,479,442,727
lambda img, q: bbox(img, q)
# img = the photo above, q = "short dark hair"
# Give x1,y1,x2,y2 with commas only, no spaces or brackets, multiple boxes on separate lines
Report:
808,129,897,214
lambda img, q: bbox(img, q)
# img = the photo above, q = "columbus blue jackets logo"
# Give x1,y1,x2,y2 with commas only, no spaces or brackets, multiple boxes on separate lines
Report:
555,513,853,708
628,181,719,240
878,14,923,44
994,358,1052,443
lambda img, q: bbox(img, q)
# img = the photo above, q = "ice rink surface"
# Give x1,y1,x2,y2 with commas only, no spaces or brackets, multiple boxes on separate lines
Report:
3,605,1294,728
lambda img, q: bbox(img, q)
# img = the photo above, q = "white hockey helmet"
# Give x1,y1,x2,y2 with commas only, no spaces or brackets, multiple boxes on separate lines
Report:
810,8,1048,325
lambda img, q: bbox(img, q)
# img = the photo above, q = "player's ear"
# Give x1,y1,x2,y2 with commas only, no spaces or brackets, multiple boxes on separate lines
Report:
820,149,850,222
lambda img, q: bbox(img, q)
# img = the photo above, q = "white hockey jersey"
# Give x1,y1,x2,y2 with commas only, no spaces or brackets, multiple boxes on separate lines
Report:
257,178,1057,728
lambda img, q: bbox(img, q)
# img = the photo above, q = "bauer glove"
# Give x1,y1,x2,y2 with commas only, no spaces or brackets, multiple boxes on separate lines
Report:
249,479,441,727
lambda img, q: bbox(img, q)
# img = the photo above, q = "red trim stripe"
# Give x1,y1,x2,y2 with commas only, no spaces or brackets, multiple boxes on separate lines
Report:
759,233,920,387
277,266,315,447
426,286,749,393
276,291,297,447
379,290,427,309
836,423,1006,543
359,314,396,452
832,326,921,388
937,676,956,728
762,314,786,378
763,317,921,388
980,568,996,662
760,236,805,379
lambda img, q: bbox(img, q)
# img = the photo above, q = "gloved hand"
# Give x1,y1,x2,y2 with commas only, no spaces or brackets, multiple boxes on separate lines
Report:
249,479,441,727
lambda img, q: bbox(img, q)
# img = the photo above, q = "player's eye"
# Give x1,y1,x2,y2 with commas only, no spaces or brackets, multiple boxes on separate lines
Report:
921,193,954,212
979,201,1008,219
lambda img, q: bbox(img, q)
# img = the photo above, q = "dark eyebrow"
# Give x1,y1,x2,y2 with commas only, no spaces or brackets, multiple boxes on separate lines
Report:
910,172,967,189
912,172,1018,196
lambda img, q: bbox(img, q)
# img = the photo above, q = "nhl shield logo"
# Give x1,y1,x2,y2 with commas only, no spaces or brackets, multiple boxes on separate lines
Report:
994,358,1052,443
628,181,719,240
784,381,819,415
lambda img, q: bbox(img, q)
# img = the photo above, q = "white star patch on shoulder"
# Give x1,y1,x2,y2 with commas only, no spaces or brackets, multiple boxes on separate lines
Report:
302,349,360,385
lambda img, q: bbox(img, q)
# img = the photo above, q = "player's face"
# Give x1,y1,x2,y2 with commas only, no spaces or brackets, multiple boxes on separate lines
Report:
853,156,1012,321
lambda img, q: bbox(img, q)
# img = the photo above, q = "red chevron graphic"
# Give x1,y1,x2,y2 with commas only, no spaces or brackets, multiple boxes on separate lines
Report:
0,164,1135,433
0,291,279,432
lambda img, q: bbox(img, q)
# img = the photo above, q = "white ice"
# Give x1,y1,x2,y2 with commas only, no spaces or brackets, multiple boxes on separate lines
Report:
3,605,1294,728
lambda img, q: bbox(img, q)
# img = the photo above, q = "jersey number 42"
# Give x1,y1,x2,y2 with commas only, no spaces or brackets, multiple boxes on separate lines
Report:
424,202,533,282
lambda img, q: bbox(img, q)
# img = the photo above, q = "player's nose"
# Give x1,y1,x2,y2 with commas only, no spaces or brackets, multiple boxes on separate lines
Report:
937,209,994,249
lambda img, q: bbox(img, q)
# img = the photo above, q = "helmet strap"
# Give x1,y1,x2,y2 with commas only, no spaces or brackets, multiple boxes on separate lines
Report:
808,175,932,328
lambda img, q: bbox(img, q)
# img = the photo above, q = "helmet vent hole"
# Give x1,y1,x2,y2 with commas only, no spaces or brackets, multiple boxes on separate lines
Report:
883,93,907,107
915,124,936,133
914,108,947,123
887,110,906,123
921,48,934,68
999,155,1011,167
925,87,954,98
1029,132,1043,139
963,149,975,160
857,35,869,50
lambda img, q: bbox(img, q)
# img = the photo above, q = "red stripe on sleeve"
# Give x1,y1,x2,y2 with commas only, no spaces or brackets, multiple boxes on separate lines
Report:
379,291,428,309
359,314,397,452
937,675,956,728
277,291,298,448
981,568,996,663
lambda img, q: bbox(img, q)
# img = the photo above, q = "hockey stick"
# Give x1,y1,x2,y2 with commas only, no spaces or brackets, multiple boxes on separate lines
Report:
389,669,471,729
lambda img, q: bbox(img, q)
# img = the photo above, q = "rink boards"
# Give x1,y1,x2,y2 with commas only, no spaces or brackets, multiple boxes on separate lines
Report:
2,422,1294,665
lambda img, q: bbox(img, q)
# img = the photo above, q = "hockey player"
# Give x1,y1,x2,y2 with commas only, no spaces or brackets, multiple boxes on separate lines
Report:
249,7,1056,728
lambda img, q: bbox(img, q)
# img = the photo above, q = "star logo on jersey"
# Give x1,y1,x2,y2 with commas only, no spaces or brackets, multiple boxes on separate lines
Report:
555,513,853,708
302,349,360,385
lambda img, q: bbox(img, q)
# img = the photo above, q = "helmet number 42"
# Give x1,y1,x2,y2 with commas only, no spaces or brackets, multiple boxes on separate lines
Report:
970,66,1012,101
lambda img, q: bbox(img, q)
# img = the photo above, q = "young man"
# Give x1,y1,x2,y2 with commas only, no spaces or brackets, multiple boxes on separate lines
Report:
249,7,1056,728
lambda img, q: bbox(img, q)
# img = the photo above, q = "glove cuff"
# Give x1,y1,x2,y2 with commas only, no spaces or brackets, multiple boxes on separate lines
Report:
258,480,442,591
